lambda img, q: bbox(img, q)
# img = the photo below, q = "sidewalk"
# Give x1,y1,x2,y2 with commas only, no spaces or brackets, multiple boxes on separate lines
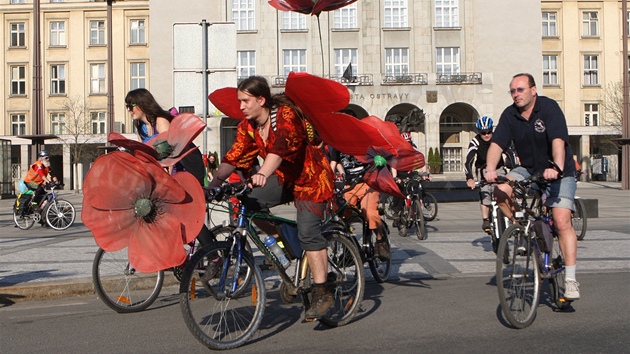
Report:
1,182,628,303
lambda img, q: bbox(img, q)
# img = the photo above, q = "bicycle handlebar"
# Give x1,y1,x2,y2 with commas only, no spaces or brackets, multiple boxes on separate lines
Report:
203,182,251,202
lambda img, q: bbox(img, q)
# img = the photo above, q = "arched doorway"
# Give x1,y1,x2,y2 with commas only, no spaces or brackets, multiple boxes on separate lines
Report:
439,103,479,173
384,103,426,152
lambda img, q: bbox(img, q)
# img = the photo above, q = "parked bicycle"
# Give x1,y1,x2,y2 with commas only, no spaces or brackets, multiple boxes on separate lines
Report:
179,182,364,350
495,174,574,329
382,171,438,222
13,182,75,231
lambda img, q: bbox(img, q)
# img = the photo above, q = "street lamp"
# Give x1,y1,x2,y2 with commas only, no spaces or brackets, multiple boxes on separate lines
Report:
106,0,115,138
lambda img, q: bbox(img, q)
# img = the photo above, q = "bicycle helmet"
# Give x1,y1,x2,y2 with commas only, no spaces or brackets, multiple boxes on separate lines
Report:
38,150,50,158
476,116,493,131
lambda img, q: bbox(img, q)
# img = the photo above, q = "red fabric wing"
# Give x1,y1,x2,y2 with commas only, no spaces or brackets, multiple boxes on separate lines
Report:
285,72,350,115
208,87,246,119
268,0,314,14
364,167,405,198
312,0,358,15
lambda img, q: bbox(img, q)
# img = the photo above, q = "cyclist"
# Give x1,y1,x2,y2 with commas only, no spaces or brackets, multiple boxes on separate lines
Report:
485,73,580,300
464,116,509,233
21,150,57,215
207,76,336,320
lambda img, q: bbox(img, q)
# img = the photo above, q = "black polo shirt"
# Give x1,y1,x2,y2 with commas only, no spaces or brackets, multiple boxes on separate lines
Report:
493,95,575,176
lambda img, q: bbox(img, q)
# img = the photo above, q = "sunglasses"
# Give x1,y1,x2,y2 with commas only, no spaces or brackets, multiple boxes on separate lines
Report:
509,87,528,95
480,131,492,135
126,103,137,110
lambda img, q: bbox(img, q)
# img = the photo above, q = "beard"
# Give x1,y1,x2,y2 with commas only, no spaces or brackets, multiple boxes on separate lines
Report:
42,160,51,167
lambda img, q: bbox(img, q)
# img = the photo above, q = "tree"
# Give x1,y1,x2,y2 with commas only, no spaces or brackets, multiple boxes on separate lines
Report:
600,81,623,134
56,95,101,191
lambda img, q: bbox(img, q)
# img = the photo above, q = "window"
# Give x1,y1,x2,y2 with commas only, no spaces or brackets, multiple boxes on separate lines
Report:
442,147,462,172
384,0,408,28
90,20,105,45
51,113,66,134
435,0,459,28
130,62,146,90
385,48,409,76
436,47,460,75
542,55,558,85
542,12,557,37
10,0,26,4
50,64,66,94
583,55,599,86
237,51,256,78
232,0,255,31
130,20,146,44
11,114,26,136
282,12,306,30
90,63,106,94
50,21,66,46
582,12,598,37
627,11,630,36
584,104,598,126
334,48,358,76
11,66,26,95
282,49,307,76
50,0,65,3
333,3,357,29
10,22,26,47
91,112,106,134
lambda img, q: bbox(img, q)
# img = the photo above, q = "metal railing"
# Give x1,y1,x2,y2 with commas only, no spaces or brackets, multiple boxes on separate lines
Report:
381,73,428,85
436,72,482,84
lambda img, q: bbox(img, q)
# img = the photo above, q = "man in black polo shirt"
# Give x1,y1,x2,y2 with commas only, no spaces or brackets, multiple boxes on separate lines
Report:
484,73,580,301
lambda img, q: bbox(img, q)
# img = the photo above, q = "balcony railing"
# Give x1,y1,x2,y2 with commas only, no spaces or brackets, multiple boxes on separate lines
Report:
328,74,373,86
381,73,428,85
436,72,482,84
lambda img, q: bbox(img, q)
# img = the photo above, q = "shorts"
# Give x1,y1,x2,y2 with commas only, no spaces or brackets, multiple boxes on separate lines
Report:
241,174,327,251
479,168,506,206
507,167,576,211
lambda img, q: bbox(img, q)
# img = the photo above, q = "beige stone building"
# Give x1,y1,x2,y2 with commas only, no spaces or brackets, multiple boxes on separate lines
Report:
2,0,626,192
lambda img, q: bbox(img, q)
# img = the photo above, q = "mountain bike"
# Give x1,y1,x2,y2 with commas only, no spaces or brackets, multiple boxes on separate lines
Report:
571,169,587,241
381,172,438,222
496,174,574,329
179,182,364,350
477,179,510,255
396,173,427,240
13,182,75,231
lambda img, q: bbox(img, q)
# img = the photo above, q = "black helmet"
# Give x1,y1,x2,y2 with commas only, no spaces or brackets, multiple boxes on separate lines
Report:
38,150,50,158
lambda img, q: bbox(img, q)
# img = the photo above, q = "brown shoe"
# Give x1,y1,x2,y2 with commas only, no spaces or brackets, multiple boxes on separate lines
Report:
375,240,391,260
305,283,333,320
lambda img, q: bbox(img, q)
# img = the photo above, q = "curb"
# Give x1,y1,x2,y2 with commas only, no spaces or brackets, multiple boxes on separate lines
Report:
0,279,94,304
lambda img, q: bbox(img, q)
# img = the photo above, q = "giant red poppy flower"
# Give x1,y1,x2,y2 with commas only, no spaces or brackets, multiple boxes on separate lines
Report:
268,0,358,16
108,113,206,167
82,150,206,273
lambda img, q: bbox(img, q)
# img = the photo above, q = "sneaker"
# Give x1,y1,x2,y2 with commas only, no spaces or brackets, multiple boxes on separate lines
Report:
305,283,333,320
482,219,491,233
375,240,391,260
564,279,580,300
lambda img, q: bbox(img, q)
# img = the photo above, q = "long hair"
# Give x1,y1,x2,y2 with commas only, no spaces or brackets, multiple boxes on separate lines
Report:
125,88,173,137
237,76,304,118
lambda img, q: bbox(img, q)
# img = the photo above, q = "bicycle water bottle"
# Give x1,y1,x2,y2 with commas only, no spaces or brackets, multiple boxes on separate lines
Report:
264,236,291,269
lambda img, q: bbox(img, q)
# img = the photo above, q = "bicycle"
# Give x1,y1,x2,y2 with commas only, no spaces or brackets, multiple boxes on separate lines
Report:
477,179,510,255
395,173,427,240
179,182,364,350
572,170,587,241
331,177,392,283
495,174,574,329
382,172,438,222
92,201,239,313
13,181,75,231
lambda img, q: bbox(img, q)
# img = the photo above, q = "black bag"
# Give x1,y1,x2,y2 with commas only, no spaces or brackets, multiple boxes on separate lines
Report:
276,222,302,260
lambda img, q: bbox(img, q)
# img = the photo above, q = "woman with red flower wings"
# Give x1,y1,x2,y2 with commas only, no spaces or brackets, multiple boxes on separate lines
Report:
208,76,335,320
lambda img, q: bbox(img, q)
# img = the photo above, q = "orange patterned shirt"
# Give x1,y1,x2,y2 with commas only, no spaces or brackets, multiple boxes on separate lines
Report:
222,106,334,203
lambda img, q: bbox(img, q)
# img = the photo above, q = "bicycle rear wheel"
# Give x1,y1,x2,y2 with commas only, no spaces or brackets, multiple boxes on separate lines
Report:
44,199,76,230
382,195,396,220
92,247,164,313
496,224,540,329
180,241,265,350
422,192,438,221
310,231,365,327
410,199,427,240
572,198,587,241
549,235,572,310
369,222,391,283
13,201,35,230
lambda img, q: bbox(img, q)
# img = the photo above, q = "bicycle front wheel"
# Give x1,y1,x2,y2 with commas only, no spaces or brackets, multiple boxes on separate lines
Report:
549,235,572,310
180,242,265,350
572,198,587,241
422,192,438,221
369,221,391,283
410,199,427,241
313,231,365,327
496,225,540,329
44,199,76,230
92,248,164,313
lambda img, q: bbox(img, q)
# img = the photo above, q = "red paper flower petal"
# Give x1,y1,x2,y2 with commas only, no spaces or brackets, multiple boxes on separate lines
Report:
167,171,207,244
82,202,133,251
364,167,405,198
134,151,187,204
285,72,350,114
83,151,152,210
208,87,246,119
127,213,187,273
108,132,159,159
312,0,357,15
146,113,206,159
268,0,315,14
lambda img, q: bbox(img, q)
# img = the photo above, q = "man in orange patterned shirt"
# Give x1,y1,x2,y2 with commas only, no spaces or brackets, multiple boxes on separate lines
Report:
208,76,335,320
